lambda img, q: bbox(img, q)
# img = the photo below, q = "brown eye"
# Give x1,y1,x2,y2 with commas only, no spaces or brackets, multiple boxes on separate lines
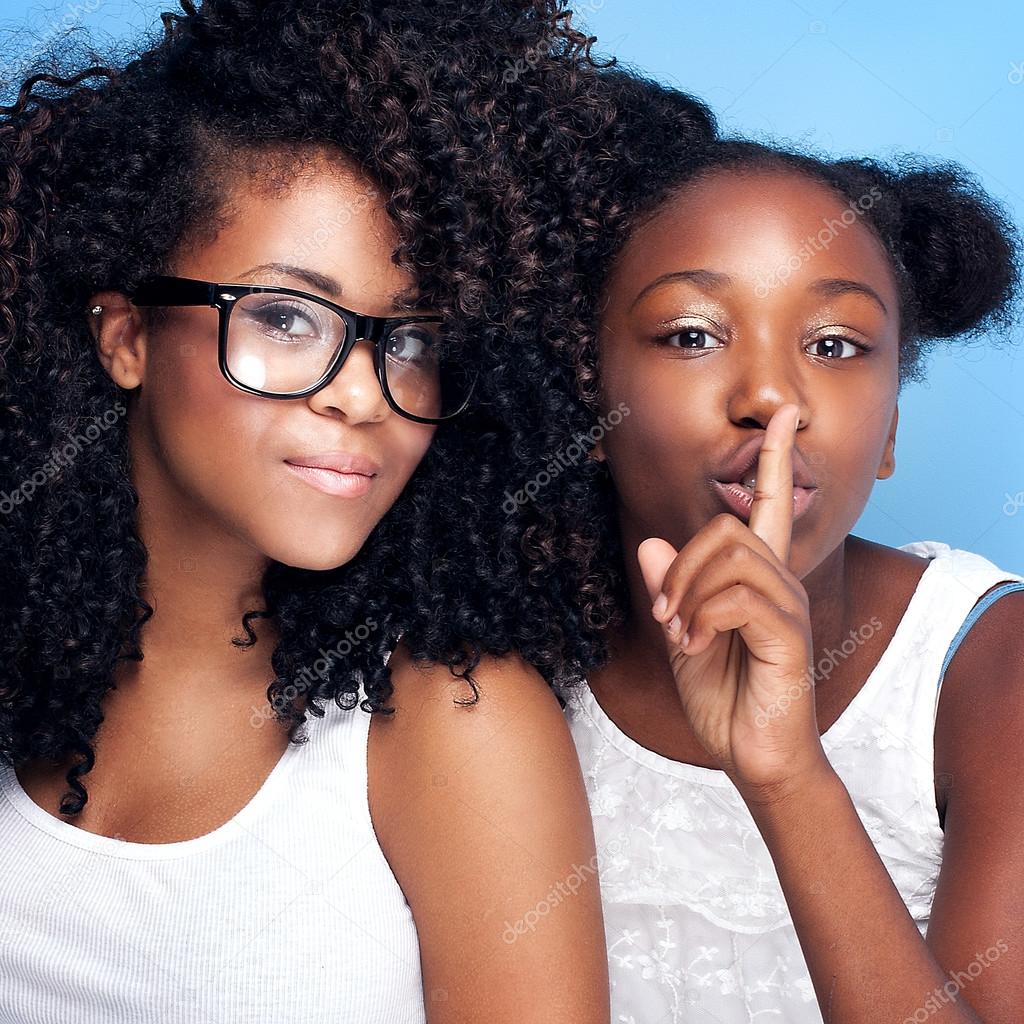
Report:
385,323,441,367
806,336,865,359
658,329,724,351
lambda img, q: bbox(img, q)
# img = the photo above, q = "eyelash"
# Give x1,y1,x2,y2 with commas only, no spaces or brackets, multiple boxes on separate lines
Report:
653,328,873,360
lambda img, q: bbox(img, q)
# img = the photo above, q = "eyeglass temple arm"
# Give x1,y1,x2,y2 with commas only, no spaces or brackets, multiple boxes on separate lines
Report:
129,276,218,307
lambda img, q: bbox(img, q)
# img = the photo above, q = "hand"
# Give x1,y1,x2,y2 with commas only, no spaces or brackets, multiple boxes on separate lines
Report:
637,404,828,799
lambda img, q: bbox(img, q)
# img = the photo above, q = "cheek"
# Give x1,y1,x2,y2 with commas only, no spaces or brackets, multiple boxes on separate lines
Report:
815,385,896,490
599,389,711,534
600,360,711,470
382,423,435,478
151,342,262,466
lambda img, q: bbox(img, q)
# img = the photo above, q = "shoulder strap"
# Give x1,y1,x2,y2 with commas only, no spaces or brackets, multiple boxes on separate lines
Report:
938,581,1024,687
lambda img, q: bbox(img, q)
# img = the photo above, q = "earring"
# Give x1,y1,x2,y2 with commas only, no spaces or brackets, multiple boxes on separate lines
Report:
89,305,103,315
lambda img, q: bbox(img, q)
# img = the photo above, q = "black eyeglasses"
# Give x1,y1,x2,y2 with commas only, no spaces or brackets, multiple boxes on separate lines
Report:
123,275,476,424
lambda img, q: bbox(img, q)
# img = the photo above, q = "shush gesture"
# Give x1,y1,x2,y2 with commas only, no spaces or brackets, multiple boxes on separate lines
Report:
638,404,828,800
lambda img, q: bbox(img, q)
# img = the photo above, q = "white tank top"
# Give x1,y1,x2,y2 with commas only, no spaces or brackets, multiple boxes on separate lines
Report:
560,540,1024,1024
0,688,426,1024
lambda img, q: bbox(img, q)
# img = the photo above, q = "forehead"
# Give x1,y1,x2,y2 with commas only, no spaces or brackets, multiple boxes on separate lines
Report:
180,148,418,307
610,167,899,308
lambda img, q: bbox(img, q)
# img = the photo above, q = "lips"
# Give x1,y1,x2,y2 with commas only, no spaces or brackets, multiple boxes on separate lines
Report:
709,434,819,524
711,435,818,490
711,479,818,523
284,451,380,477
283,450,381,500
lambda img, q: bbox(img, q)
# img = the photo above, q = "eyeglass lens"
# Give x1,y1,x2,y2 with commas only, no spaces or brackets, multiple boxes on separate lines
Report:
225,292,470,419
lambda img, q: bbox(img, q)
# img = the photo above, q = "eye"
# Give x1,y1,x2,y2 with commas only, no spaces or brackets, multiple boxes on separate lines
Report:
385,323,442,368
247,300,325,344
805,336,866,360
657,328,725,352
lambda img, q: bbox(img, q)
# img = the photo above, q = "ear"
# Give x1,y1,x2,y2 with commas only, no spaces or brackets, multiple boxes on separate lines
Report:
876,405,898,480
588,437,606,463
87,291,147,390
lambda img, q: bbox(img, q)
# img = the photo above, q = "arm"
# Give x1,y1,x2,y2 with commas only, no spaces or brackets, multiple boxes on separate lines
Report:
368,643,610,1024
739,763,980,1023
737,589,1024,1024
638,407,1021,1022
925,588,1024,1022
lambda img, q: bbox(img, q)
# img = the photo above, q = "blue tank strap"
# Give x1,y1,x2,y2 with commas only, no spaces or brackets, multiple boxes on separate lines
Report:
939,580,1024,687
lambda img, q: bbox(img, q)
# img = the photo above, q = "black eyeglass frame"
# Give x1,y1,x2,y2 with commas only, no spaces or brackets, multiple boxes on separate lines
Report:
125,275,475,424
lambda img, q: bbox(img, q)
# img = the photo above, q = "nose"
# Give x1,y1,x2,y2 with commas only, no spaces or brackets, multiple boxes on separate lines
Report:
306,338,388,423
724,343,810,431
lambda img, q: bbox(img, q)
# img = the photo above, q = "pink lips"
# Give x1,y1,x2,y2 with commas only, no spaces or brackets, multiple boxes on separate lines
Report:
284,450,380,499
712,435,818,491
711,479,818,523
709,431,819,524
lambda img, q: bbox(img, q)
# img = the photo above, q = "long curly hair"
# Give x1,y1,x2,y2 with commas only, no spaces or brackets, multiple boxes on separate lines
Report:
0,0,727,815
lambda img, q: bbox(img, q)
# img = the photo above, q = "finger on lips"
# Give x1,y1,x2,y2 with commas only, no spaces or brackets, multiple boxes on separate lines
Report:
747,404,798,566
645,403,801,642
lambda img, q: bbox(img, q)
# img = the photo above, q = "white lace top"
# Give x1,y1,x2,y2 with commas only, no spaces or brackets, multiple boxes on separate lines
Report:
560,540,1024,1024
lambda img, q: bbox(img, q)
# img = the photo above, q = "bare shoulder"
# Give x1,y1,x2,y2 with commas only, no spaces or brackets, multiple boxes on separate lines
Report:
367,642,581,839
366,641,608,1021
935,585,1024,801
845,535,932,643
369,643,573,781
368,643,581,829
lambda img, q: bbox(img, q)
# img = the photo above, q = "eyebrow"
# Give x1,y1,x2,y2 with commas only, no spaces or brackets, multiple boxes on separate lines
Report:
234,262,429,313
629,269,889,316
807,277,889,315
629,269,731,311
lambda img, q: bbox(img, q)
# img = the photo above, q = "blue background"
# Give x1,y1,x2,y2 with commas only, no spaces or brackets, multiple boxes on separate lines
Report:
2,0,1022,573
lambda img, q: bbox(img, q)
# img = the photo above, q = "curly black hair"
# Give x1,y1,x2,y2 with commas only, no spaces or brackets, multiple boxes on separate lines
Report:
0,0,728,816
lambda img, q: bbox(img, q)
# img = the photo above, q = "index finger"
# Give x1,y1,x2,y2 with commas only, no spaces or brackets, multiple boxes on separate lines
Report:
747,404,798,566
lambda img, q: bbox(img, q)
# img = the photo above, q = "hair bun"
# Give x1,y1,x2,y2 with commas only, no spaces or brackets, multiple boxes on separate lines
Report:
894,162,1020,340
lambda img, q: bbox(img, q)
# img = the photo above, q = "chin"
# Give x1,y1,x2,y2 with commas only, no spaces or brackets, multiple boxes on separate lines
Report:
281,548,364,573
263,531,368,573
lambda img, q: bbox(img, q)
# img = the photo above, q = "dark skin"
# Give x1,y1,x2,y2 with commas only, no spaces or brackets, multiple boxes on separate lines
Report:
16,147,609,1023
588,167,1024,1022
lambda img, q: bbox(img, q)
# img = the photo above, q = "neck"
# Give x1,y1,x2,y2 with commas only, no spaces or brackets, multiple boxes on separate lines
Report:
117,436,279,710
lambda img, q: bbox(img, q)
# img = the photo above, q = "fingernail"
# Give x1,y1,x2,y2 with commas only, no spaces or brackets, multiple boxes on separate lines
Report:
652,593,667,618
667,614,681,635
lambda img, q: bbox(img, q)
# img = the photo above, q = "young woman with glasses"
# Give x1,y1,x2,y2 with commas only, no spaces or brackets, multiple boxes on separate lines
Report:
0,2,650,1020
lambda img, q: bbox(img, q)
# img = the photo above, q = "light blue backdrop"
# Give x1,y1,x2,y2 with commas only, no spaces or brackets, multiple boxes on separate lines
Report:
575,0,1024,575
2,0,1021,573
